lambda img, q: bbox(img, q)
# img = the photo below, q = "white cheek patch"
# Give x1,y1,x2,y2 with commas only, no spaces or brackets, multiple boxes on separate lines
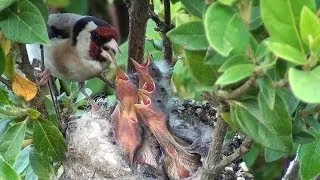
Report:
104,39,119,53
76,21,98,59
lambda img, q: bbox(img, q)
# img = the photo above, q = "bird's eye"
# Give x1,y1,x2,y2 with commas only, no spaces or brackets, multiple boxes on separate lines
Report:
91,32,99,40
160,87,165,92
156,99,162,104
151,67,156,72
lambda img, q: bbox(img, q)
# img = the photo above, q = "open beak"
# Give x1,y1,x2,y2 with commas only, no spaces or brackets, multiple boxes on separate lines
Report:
142,75,155,93
137,89,151,106
131,57,150,74
116,67,128,81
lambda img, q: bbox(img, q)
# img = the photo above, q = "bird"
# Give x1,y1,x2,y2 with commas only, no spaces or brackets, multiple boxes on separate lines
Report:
30,13,120,108
111,67,142,165
134,90,202,179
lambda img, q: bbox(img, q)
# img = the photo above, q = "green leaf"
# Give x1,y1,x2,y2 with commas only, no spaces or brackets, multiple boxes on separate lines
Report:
260,0,315,51
0,0,17,11
300,6,320,45
28,0,49,22
249,6,262,31
0,88,10,106
33,119,66,162
181,0,206,18
46,0,70,8
264,148,286,162
0,121,26,165
167,21,208,50
215,64,254,85
300,136,320,180
25,166,38,180
277,89,300,115
26,109,41,120
0,157,20,180
289,66,320,103
218,0,237,6
185,50,218,86
13,146,31,174
0,0,49,45
0,45,5,75
64,0,88,15
258,75,275,109
265,41,307,65
205,3,249,56
29,148,53,179
218,55,250,72
0,120,10,137
230,97,293,152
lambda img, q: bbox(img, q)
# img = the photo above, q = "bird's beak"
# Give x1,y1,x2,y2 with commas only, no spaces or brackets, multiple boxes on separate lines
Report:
137,89,151,106
116,67,128,81
142,75,155,93
131,57,150,75
101,46,116,63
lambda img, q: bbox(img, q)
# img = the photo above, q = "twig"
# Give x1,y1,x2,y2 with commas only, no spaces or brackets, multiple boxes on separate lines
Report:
201,115,228,180
282,155,300,180
299,104,320,117
216,137,253,170
273,79,289,88
126,0,149,72
149,0,174,65
0,76,11,89
218,75,257,100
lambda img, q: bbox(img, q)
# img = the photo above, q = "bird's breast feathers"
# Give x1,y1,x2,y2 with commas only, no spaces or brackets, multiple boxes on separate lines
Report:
44,38,109,82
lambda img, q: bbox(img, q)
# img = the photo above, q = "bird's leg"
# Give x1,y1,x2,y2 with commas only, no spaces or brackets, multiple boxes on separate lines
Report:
36,68,52,86
78,82,101,111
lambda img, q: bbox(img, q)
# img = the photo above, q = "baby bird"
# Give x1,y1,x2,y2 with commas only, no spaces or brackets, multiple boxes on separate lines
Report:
111,68,142,164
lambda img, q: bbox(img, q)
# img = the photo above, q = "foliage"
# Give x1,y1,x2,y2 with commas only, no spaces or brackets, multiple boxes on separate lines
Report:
0,0,320,179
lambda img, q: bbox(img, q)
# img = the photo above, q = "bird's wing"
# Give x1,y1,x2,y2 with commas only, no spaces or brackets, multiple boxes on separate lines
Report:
47,13,83,39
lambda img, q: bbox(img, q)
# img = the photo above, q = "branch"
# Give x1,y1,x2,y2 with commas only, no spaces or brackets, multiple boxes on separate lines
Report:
299,104,320,117
273,79,289,88
218,75,257,100
216,137,253,170
282,155,300,180
0,76,11,89
126,0,150,72
149,0,174,65
201,115,228,180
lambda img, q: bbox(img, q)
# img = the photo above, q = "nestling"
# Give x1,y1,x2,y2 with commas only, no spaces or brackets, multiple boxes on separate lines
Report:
34,13,119,88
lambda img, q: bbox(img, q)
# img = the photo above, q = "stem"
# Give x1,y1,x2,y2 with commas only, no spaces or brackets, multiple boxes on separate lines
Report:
201,115,228,180
163,0,173,64
299,104,320,117
0,76,11,89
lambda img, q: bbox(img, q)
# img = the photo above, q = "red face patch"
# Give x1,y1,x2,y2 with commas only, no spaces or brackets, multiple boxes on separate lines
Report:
89,41,101,61
95,26,119,42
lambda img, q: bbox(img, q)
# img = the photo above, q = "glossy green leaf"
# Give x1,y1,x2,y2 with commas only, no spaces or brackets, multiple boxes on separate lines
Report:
264,148,286,162
0,157,20,180
0,46,5,75
0,0,17,11
0,120,10,137
216,64,254,85
181,0,206,18
258,75,275,109
0,0,49,45
249,6,262,31
261,0,315,51
218,55,250,72
277,89,300,115
33,119,66,162
300,7,320,45
13,146,31,174
265,41,307,65
29,148,53,179
0,88,10,106
205,3,249,56
218,0,237,6
230,97,293,152
167,21,208,50
300,136,320,180
28,0,49,22
0,121,26,165
46,0,70,8
185,50,218,86
289,66,320,103
26,109,41,120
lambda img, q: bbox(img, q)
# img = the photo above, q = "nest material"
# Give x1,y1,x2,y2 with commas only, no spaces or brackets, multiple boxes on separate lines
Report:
61,99,254,180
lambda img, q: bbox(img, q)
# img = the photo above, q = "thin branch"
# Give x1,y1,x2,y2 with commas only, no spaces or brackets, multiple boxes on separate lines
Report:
218,75,257,100
201,115,228,180
282,155,300,180
299,104,320,117
273,79,289,88
149,0,174,65
216,137,253,170
0,76,11,89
